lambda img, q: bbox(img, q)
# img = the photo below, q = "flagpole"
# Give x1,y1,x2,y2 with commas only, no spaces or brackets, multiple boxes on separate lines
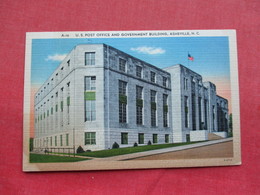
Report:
187,51,189,66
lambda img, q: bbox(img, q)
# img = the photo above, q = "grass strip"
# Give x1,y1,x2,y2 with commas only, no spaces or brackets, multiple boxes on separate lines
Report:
30,153,89,163
77,141,204,158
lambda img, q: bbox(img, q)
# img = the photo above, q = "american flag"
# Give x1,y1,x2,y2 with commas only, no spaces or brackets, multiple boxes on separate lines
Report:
188,53,194,61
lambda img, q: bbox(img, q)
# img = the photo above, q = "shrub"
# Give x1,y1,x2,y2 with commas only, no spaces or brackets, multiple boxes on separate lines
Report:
112,142,120,149
147,140,152,145
133,142,138,147
76,146,85,153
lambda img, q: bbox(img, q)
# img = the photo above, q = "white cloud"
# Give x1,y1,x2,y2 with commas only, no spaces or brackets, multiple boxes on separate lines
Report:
45,54,67,62
131,46,165,55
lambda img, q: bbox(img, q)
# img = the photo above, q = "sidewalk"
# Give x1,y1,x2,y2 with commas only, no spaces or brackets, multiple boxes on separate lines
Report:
92,138,233,161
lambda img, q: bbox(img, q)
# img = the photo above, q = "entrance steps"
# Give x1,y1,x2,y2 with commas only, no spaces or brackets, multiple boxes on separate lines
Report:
208,133,223,140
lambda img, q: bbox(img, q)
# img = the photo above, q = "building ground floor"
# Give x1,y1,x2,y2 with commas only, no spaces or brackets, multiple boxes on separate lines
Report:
33,127,228,152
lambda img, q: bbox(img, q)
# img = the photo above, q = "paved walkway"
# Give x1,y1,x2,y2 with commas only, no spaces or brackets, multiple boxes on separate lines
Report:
92,138,233,161
135,140,233,160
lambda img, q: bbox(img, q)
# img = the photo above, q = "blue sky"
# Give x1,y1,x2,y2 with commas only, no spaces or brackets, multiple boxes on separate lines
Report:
31,36,230,87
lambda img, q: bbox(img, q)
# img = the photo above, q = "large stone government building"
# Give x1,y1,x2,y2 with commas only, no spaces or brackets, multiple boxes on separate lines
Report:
33,44,229,151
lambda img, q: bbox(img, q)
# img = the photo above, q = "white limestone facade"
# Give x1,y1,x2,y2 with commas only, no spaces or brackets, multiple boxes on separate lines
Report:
33,44,228,151
164,65,229,143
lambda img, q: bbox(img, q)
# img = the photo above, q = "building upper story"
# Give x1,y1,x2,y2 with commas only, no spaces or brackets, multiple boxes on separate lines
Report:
35,44,171,106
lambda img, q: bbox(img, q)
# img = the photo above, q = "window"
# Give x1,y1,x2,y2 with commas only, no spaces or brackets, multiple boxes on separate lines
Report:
60,101,63,112
60,135,63,146
85,101,96,121
186,134,190,142
119,102,127,123
136,106,143,125
50,137,52,146
150,71,156,83
192,94,196,130
55,73,58,83
136,66,142,78
119,58,127,72
121,133,128,144
151,110,156,127
119,80,127,95
67,96,70,124
184,78,188,90
66,134,69,146
85,76,96,91
119,80,127,123
60,67,64,78
85,76,96,121
151,90,156,102
163,94,168,127
85,132,96,145
212,105,215,130
184,96,189,128
55,136,57,146
198,97,202,129
165,134,169,143
153,134,158,144
136,86,143,125
150,90,157,127
204,100,208,129
163,77,167,87
138,133,144,144
191,76,195,93
85,52,95,65
163,94,168,105
136,86,143,99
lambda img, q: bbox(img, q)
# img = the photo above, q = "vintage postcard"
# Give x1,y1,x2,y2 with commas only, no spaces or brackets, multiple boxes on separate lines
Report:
23,30,241,172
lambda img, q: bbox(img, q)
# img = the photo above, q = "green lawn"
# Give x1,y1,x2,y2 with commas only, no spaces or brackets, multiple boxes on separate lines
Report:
30,153,89,163
77,141,203,158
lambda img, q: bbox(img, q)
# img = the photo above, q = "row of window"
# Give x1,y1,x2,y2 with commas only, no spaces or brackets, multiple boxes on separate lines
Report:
35,83,71,131
84,132,170,146
119,57,169,87
121,133,169,145
35,96,70,124
36,64,71,103
36,82,70,114
83,77,169,127
184,95,209,130
36,52,95,103
184,77,209,100
35,134,69,147
36,50,170,104
85,52,169,87
118,80,169,127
